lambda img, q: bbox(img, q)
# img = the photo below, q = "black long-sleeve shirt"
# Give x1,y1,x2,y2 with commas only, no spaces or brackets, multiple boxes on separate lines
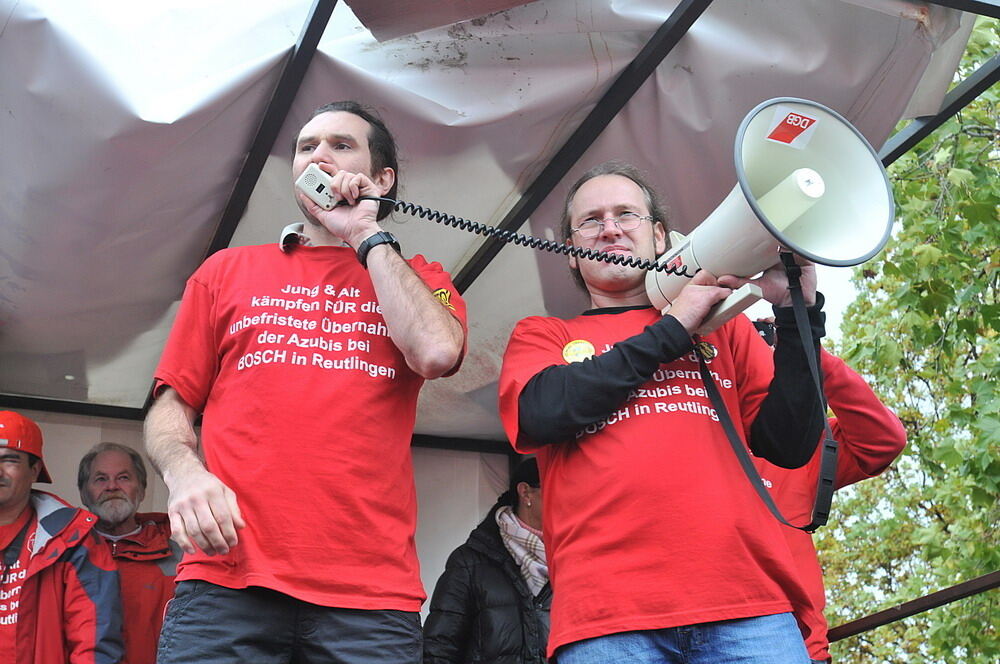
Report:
517,295,826,468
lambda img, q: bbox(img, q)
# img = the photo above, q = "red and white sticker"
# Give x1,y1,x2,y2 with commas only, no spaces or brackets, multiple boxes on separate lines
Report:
665,254,684,271
765,106,819,149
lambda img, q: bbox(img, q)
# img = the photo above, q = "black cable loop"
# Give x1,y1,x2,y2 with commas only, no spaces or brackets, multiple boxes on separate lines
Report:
357,196,696,276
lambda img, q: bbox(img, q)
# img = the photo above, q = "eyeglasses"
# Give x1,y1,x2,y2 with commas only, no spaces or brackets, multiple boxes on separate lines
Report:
571,212,654,238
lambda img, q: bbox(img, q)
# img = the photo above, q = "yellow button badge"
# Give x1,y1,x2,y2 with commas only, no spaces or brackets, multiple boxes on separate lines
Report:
562,339,596,364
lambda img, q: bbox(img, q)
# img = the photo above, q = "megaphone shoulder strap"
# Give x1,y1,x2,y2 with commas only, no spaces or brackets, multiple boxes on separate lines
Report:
779,252,839,531
696,253,838,533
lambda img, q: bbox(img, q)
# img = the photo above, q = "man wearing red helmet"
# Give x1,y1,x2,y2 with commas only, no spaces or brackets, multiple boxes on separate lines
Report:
0,410,124,664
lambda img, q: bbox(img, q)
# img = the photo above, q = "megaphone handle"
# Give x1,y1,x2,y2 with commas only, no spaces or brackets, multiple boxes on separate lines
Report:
691,284,764,336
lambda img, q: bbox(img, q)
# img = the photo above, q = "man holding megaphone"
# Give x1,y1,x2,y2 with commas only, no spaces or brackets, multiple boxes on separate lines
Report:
499,161,828,663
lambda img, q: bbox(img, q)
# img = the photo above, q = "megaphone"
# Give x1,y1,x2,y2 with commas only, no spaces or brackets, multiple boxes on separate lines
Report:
646,98,894,334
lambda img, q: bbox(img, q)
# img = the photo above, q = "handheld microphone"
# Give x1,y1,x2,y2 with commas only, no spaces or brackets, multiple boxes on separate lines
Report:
295,163,338,210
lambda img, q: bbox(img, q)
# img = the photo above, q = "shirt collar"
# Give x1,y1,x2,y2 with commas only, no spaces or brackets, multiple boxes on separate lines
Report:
96,522,143,542
581,304,654,316
279,223,352,252
279,223,312,252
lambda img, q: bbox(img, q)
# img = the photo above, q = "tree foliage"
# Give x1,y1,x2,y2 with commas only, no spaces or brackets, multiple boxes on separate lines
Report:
823,17,999,663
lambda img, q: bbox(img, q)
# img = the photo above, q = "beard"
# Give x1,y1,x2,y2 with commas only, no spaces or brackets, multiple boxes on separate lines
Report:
88,492,138,529
294,196,324,228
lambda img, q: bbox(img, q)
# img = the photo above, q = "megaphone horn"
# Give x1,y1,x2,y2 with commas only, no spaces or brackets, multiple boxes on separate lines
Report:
646,98,895,335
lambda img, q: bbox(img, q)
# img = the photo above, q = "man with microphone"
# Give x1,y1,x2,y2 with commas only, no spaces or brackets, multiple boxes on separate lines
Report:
499,161,826,663
146,101,467,663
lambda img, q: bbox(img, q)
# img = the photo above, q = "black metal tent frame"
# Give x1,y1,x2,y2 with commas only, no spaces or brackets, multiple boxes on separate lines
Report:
1,0,997,456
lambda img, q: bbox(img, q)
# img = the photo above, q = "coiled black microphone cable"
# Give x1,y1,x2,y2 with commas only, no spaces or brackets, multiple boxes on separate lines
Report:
352,196,695,277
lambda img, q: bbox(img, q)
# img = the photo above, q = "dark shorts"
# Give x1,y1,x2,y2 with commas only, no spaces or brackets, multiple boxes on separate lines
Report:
157,580,422,664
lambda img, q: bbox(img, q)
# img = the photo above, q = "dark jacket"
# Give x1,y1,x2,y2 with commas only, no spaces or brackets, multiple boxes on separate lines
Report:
424,503,551,663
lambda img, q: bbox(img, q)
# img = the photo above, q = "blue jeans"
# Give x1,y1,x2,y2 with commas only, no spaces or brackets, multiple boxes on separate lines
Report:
555,612,809,664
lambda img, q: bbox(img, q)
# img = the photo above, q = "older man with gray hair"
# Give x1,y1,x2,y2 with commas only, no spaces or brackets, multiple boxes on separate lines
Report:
79,442,181,664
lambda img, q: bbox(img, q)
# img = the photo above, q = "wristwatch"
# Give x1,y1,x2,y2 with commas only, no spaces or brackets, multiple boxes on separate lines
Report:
356,231,401,268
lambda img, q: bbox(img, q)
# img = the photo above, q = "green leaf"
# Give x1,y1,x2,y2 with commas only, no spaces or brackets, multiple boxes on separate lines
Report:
969,486,995,509
946,167,975,187
982,304,1000,332
912,244,944,268
978,416,1000,445
932,146,953,165
931,440,962,467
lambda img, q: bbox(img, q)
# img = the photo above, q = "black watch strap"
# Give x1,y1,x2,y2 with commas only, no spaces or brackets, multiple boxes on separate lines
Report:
356,231,401,268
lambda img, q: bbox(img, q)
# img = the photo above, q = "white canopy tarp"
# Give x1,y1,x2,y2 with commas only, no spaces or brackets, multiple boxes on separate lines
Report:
0,0,974,441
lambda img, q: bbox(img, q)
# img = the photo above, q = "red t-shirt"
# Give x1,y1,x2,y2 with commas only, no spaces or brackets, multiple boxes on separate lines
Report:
0,507,35,652
499,309,811,656
155,242,467,611
754,350,906,660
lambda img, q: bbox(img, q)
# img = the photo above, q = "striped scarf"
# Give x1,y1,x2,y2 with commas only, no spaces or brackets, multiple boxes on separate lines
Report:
496,505,549,596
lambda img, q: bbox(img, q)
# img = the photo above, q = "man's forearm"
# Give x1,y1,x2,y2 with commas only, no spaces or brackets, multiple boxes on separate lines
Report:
823,350,907,476
748,297,826,468
144,389,204,484
144,388,246,555
518,315,694,445
365,245,464,378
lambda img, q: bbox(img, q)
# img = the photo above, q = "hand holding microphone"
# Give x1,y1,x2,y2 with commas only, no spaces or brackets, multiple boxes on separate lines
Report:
295,163,384,247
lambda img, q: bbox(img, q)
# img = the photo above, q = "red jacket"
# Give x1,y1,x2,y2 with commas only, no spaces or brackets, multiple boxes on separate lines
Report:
102,513,179,664
755,350,907,661
14,491,124,664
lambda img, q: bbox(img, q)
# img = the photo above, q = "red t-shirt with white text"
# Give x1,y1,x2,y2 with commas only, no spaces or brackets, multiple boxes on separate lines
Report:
755,350,906,660
155,242,467,611
0,507,35,652
499,309,810,656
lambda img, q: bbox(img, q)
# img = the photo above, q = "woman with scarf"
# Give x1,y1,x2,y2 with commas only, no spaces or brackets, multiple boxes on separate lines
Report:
424,457,550,663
